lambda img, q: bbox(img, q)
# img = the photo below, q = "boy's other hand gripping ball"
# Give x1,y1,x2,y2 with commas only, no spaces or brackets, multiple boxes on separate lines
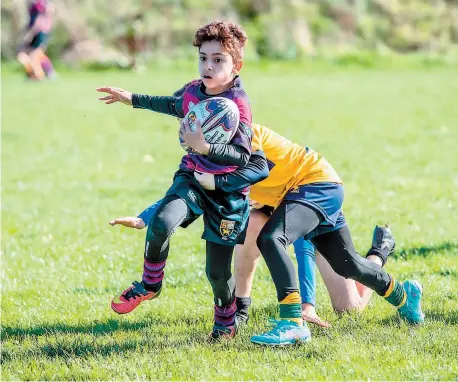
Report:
180,97,240,153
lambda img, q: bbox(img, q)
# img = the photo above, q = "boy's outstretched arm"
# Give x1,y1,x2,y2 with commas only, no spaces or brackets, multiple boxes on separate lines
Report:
132,94,184,117
97,87,184,117
97,87,250,167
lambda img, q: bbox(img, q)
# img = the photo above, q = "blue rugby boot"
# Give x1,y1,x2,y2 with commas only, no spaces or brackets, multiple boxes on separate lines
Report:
398,280,425,325
251,319,311,346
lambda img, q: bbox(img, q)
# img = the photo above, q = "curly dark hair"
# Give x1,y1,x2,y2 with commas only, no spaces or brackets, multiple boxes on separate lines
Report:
193,20,248,63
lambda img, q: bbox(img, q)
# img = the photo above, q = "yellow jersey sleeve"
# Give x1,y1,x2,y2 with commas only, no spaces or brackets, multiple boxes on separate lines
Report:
251,123,264,152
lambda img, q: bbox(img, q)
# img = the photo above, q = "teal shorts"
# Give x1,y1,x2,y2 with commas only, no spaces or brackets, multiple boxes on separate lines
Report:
165,170,249,246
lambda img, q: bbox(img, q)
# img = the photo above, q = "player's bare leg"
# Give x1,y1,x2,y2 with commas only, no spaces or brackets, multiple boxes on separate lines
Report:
17,51,35,79
315,225,394,312
29,48,46,81
234,209,268,298
316,253,368,312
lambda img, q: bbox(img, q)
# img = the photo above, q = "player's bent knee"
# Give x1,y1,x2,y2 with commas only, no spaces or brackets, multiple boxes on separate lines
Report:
206,266,225,284
257,231,288,255
17,52,29,63
335,257,366,281
256,231,273,252
144,223,172,260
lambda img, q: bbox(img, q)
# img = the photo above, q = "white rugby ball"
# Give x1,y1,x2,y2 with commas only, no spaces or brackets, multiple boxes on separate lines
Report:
179,97,240,153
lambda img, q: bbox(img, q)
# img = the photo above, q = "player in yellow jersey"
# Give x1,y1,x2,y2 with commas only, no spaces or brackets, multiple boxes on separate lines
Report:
194,123,424,346
232,124,395,325
111,123,423,344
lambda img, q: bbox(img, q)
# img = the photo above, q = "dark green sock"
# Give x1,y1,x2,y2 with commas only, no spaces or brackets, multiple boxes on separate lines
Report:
384,280,406,308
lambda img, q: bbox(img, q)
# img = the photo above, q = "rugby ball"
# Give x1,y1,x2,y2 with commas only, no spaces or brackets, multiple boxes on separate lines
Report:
179,97,240,153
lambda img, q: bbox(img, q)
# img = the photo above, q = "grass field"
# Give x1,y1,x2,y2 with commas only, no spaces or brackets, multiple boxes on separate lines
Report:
2,64,458,380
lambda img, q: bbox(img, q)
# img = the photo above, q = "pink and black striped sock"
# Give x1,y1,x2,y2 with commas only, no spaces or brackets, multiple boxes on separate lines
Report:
142,259,166,292
214,299,237,328
41,56,55,76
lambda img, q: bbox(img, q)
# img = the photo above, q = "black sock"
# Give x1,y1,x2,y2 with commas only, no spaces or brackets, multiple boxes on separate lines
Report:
235,296,251,323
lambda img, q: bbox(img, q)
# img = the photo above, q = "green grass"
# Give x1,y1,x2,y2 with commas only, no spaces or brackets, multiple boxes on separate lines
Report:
2,64,458,380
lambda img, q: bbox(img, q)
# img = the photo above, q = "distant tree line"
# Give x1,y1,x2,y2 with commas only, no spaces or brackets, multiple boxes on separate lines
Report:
2,0,457,66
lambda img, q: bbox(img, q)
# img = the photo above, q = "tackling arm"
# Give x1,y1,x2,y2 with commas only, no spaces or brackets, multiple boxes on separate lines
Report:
214,150,269,192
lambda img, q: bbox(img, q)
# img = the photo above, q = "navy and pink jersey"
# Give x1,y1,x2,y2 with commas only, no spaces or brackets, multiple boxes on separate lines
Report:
28,0,52,33
174,76,252,174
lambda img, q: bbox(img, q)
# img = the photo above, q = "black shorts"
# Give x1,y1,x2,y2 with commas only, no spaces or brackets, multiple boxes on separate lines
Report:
165,170,249,246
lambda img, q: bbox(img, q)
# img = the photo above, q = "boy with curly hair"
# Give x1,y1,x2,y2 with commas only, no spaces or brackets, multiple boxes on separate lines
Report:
97,21,268,340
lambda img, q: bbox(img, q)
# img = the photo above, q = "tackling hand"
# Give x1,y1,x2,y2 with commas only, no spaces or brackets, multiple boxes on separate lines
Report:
109,217,146,229
194,171,215,190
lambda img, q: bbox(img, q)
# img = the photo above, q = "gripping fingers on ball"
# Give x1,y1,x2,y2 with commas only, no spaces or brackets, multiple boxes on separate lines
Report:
192,119,202,132
184,118,197,133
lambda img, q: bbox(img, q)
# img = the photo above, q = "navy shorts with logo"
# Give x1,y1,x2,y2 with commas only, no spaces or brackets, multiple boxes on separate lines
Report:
284,182,347,240
257,182,347,240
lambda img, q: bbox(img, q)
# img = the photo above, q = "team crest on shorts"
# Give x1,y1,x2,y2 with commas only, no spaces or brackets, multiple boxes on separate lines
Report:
220,219,235,239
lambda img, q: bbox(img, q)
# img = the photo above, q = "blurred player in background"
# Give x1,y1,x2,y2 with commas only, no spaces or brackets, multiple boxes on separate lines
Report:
17,0,56,81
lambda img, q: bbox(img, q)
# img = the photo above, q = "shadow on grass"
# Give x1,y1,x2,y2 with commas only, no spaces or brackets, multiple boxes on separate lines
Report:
2,313,207,340
2,318,153,339
1,315,211,362
2,331,209,362
379,309,458,326
423,310,458,325
395,242,458,260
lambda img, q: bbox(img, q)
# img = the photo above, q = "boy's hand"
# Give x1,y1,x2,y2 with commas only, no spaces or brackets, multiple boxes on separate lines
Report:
194,171,215,190
97,87,133,105
182,118,210,154
109,217,145,229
